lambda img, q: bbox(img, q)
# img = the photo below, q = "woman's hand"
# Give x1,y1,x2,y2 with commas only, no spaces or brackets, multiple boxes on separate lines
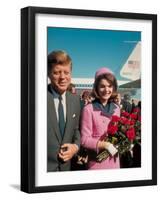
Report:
97,141,110,150
97,141,118,156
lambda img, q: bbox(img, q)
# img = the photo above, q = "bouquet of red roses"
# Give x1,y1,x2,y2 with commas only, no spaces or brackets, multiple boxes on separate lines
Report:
96,108,141,162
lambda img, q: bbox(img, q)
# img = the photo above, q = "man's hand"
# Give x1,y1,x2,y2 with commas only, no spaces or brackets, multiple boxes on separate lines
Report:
58,143,79,162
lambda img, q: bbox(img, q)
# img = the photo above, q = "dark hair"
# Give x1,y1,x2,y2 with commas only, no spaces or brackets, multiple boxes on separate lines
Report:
93,73,118,101
48,50,72,76
81,90,90,99
124,93,131,101
138,101,141,109
67,83,75,92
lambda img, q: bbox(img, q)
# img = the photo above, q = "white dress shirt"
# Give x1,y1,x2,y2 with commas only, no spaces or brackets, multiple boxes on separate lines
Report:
50,86,66,122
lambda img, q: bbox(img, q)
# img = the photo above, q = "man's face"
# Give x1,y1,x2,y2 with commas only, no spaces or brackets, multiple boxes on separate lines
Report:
49,64,71,94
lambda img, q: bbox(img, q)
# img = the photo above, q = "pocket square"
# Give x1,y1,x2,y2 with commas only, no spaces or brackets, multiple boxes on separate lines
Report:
72,114,76,118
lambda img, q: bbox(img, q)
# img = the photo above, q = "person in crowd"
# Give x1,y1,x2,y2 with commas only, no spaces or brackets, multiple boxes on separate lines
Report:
137,101,141,110
68,83,76,94
121,93,132,113
131,99,136,112
47,50,81,171
114,93,122,108
80,90,94,108
80,67,120,170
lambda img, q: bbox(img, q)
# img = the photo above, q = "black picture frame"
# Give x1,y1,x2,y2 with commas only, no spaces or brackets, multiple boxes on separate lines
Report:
21,6,157,193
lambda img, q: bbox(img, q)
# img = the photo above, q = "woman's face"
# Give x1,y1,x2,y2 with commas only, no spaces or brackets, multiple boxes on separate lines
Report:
97,79,113,103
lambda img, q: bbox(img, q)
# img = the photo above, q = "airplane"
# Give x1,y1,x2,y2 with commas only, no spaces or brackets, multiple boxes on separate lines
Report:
72,42,141,89
120,42,141,81
71,41,141,100
71,78,131,89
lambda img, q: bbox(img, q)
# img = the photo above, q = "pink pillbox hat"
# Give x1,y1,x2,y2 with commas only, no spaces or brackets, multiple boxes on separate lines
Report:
95,67,113,79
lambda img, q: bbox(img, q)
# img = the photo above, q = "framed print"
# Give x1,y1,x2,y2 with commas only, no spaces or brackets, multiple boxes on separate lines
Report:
21,6,157,193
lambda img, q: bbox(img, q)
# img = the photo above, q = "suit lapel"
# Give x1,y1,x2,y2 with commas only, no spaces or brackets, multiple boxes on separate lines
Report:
47,90,62,143
63,92,73,140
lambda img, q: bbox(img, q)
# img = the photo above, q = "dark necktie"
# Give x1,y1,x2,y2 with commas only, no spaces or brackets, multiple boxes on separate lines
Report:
58,95,65,137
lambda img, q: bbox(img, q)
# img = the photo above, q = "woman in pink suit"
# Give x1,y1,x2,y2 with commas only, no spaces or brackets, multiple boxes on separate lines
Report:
81,67,120,170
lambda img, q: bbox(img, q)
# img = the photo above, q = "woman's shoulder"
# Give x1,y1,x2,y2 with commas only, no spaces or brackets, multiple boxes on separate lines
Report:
84,102,93,109
82,102,94,112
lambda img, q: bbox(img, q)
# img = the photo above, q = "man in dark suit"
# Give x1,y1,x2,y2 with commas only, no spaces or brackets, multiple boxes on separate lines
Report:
47,50,81,172
121,94,132,113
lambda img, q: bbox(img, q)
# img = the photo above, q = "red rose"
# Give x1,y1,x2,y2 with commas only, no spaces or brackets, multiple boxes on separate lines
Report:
126,128,135,141
129,120,135,125
130,113,137,120
108,125,118,135
120,116,128,124
132,108,140,113
121,111,129,117
111,115,120,122
125,120,132,126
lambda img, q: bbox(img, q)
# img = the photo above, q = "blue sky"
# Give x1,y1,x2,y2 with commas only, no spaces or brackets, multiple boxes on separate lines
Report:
47,27,141,80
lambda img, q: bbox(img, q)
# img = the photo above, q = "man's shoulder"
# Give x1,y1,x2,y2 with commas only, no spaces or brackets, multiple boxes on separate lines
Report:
66,91,80,100
66,92,81,113
47,84,52,94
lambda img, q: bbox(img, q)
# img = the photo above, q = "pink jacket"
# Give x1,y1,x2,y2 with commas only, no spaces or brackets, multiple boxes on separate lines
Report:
81,102,120,170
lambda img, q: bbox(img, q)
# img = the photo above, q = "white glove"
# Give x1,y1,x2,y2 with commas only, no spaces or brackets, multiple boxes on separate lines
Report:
105,143,118,156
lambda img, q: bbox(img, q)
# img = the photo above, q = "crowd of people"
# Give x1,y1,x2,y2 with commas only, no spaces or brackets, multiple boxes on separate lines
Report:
47,50,141,172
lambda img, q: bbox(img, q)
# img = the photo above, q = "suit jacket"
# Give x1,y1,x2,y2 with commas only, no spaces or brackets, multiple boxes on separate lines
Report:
81,102,120,170
121,99,132,113
47,85,81,172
